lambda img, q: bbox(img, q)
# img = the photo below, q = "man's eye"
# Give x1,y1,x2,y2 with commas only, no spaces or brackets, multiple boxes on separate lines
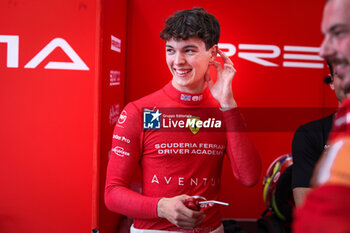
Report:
185,49,195,54
333,29,347,37
334,31,344,36
166,49,175,53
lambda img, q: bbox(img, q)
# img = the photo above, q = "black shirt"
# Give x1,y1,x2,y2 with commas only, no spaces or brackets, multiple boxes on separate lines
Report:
291,114,334,188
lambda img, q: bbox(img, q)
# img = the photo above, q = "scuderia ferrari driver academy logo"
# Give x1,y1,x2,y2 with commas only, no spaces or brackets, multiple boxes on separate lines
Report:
143,108,222,134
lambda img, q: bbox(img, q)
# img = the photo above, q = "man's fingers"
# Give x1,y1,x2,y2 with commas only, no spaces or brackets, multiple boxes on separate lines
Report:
173,207,205,229
224,63,237,73
211,60,222,73
211,60,222,66
218,49,233,65
179,203,202,218
158,195,206,229
175,196,206,228
176,196,204,219
195,214,206,226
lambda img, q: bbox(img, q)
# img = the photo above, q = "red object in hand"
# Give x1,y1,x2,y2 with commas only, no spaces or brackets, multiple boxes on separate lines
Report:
184,197,200,211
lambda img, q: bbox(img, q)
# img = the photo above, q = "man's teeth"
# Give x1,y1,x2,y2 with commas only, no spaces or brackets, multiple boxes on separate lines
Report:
337,64,346,69
176,70,191,74
335,60,349,69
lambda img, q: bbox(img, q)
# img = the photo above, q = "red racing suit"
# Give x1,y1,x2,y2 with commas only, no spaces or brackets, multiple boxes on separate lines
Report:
105,82,261,232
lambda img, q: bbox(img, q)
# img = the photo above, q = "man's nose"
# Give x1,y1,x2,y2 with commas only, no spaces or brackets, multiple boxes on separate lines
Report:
174,52,185,65
319,36,336,59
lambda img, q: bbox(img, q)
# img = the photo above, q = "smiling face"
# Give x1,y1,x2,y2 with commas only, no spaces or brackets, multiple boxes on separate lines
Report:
320,0,350,97
166,37,216,94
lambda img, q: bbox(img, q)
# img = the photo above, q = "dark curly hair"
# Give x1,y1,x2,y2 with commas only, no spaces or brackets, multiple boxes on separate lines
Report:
160,8,220,50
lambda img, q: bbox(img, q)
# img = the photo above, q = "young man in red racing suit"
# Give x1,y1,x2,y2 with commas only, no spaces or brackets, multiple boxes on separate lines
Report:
105,8,261,233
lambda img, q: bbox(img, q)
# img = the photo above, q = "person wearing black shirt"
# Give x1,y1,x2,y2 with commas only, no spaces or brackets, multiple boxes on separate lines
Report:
292,61,344,206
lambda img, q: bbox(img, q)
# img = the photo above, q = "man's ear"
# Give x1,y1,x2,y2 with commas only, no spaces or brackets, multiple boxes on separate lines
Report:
330,83,335,90
209,45,218,62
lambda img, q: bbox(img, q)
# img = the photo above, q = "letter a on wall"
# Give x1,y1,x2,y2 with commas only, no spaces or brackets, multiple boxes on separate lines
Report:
25,38,89,70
